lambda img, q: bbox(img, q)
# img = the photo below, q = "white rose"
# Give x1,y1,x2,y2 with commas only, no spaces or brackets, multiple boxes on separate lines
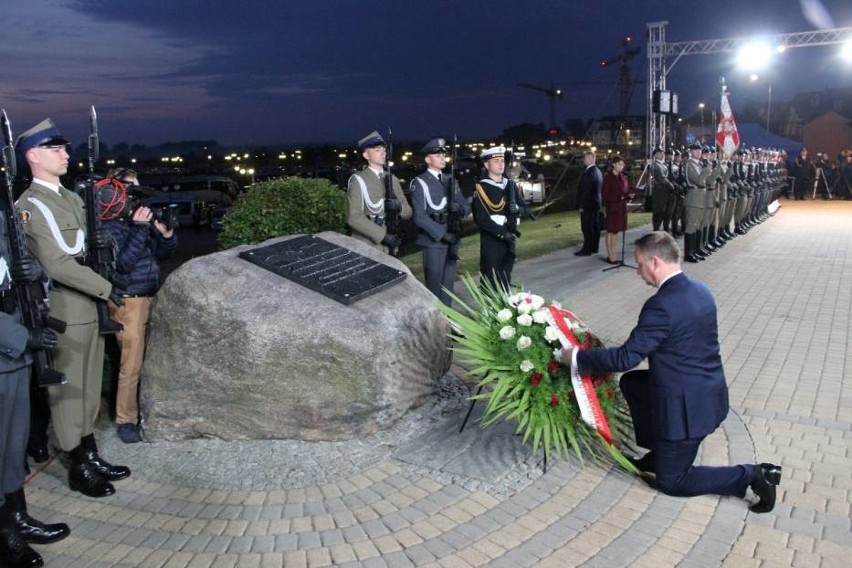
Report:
532,309,548,324
516,335,532,351
496,308,513,322
520,360,534,372
529,295,545,310
544,326,560,343
507,293,523,306
516,314,533,327
553,347,563,359
516,299,534,315
499,326,516,340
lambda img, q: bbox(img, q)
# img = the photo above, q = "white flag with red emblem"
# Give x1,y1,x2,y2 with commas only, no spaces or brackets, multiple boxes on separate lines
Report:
716,89,740,159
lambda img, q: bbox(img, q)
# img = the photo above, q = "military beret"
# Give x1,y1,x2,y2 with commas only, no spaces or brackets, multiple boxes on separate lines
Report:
664,147,674,155
15,118,69,154
358,130,385,150
652,147,663,155
701,145,712,154
421,138,447,154
687,142,702,151
481,146,505,160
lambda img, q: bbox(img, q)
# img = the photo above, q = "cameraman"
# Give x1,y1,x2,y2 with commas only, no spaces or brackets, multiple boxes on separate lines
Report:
102,168,177,443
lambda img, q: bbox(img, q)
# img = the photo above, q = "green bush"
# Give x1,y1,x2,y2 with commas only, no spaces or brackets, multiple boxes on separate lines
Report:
218,176,346,249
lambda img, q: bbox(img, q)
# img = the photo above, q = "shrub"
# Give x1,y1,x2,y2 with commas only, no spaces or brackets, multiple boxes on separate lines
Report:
218,176,346,249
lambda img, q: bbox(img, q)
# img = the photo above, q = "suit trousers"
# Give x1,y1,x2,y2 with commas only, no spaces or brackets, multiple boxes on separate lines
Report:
621,371,754,498
109,297,152,425
47,321,104,451
579,209,600,253
0,366,30,497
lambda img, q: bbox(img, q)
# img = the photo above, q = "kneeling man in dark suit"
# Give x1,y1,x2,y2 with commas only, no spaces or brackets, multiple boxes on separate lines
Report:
564,231,781,513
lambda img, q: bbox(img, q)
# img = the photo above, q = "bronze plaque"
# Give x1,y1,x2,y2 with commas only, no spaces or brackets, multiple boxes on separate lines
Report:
239,235,406,305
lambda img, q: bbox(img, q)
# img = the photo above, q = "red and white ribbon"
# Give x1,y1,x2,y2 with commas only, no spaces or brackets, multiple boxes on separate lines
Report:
546,305,613,444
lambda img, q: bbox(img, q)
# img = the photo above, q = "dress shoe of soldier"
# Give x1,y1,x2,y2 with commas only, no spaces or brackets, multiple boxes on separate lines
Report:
574,250,591,257
67,446,115,498
80,434,131,481
2,490,69,545
684,253,700,263
0,516,43,568
749,463,782,513
26,443,49,464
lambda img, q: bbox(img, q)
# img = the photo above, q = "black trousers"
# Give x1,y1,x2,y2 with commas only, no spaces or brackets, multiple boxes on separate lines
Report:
579,209,600,253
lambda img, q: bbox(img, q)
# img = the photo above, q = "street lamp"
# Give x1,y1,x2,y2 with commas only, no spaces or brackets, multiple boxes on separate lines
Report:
698,103,705,143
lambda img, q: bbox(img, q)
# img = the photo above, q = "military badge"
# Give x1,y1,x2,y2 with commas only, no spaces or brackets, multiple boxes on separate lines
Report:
20,209,31,224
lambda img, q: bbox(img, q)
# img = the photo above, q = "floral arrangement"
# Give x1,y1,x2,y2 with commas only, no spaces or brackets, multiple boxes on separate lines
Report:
440,275,637,471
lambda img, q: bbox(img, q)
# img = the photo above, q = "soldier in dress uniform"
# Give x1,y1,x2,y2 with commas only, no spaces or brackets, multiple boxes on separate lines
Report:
345,130,412,255
697,146,718,256
1,215,70,567
472,146,520,291
668,149,686,236
15,118,130,499
683,143,706,263
409,138,470,305
650,147,674,232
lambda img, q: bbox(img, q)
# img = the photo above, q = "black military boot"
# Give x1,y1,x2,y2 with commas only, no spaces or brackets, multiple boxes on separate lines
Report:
0,512,43,568
80,434,130,481
684,233,700,263
67,445,115,498
2,489,69,545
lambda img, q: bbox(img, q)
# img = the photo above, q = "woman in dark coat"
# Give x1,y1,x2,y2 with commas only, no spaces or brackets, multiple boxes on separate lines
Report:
602,155,633,263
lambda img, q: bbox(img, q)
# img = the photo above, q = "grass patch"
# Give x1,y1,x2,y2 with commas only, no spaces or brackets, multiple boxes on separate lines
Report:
400,210,652,281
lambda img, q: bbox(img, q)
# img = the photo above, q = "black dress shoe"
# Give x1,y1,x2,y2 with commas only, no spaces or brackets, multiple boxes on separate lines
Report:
26,445,48,464
2,490,69,545
67,446,115,498
80,434,131,481
0,521,43,568
749,463,782,513
628,453,655,474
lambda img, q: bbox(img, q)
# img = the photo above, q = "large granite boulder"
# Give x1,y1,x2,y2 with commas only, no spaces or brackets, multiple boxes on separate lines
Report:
140,232,451,442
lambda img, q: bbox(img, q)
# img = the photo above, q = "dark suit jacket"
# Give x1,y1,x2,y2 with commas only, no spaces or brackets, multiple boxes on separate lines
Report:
576,272,729,442
576,165,602,211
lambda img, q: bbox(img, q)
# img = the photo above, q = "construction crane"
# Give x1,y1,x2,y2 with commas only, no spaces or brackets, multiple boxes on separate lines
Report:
517,81,564,129
600,36,642,118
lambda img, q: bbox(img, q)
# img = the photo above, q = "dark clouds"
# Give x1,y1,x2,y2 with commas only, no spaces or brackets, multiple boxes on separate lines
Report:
1,0,848,147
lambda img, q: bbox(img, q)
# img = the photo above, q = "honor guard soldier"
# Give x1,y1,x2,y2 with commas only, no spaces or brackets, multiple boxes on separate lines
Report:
683,143,705,263
346,131,411,255
650,147,674,232
1,211,71,567
15,118,131,499
410,138,470,305
669,149,686,236
472,146,521,290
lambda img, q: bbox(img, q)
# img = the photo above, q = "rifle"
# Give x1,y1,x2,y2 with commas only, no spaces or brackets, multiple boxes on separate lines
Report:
504,142,519,257
446,134,462,237
81,106,122,335
383,127,400,257
1,109,67,386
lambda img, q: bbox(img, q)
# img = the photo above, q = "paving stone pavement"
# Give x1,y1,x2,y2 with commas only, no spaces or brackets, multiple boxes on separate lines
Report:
23,199,851,567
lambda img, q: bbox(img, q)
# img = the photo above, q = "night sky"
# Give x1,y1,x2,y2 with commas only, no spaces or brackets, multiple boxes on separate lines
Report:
3,0,850,148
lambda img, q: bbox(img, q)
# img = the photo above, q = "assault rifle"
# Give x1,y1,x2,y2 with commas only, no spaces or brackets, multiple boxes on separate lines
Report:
383,127,401,257
446,134,463,237
504,142,520,258
1,109,67,386
80,106,122,334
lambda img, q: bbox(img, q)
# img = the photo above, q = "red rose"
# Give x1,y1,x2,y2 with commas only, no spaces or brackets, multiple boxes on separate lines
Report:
551,393,560,407
530,372,542,387
547,360,560,374
605,389,615,399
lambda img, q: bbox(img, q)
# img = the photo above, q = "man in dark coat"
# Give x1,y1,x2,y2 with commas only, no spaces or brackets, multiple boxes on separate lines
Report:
564,231,782,513
574,151,602,256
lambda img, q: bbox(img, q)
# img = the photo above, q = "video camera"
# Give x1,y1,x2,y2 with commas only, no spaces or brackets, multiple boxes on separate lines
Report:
92,178,180,230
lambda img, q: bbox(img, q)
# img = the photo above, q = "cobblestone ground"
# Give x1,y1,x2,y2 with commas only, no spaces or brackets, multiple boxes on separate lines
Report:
24,199,851,567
